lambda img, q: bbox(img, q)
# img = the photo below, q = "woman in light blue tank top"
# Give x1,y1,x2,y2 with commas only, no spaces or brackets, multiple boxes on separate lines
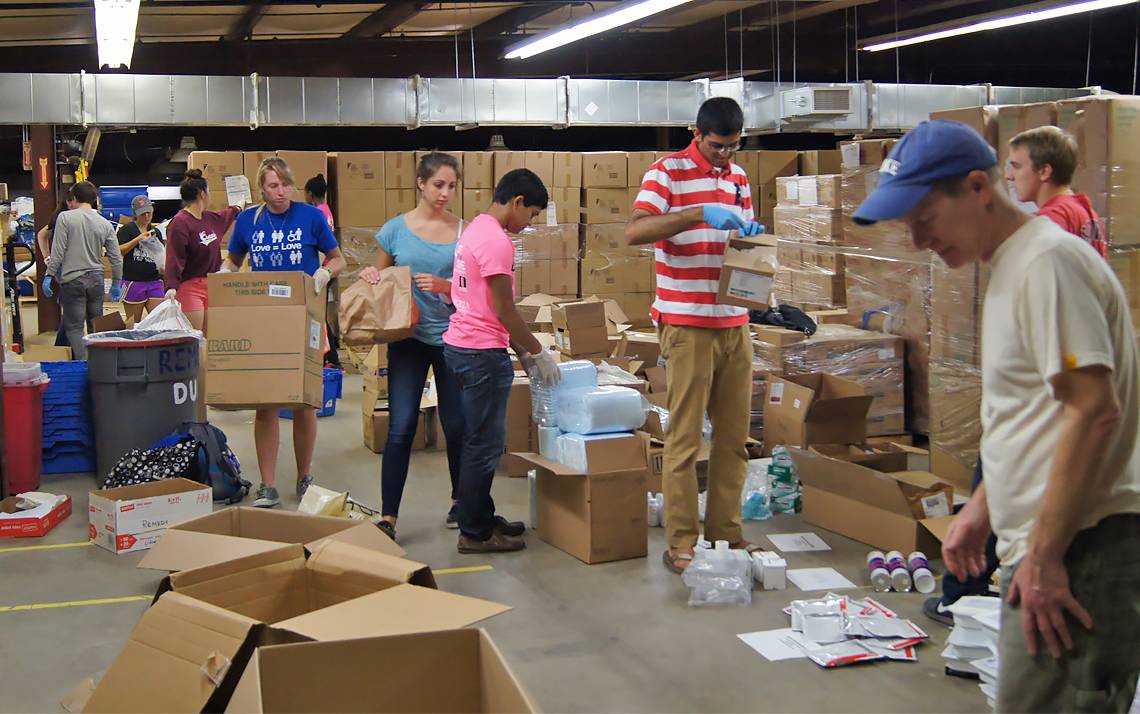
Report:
359,152,465,540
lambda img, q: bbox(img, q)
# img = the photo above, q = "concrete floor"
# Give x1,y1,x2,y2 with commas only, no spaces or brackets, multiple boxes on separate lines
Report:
4,314,987,712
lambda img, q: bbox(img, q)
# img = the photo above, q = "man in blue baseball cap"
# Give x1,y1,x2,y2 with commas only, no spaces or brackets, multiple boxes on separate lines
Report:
857,120,1140,713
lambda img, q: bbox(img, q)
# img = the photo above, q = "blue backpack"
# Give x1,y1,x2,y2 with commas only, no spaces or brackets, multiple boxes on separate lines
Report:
151,422,250,504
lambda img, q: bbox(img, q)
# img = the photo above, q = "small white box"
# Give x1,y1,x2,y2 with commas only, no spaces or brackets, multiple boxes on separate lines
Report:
761,552,787,590
88,478,213,554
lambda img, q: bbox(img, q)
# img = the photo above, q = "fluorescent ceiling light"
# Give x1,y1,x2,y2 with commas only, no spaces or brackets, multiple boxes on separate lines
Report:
94,0,141,69
862,0,1137,52
505,0,698,60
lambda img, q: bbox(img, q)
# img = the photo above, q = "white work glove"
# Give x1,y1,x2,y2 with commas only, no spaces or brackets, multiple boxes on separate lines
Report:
529,349,561,386
313,267,332,295
164,288,178,301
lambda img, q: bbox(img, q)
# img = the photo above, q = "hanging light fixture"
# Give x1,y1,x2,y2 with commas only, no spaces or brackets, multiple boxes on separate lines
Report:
94,0,142,69
505,0,698,60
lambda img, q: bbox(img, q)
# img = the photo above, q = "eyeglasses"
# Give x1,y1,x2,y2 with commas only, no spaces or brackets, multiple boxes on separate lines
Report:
705,139,741,154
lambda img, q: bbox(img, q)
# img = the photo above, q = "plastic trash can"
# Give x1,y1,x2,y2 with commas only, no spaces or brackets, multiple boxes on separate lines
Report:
87,331,202,479
3,380,49,493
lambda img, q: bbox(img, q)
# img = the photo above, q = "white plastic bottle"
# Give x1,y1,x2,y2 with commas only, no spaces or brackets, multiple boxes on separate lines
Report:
885,550,913,592
907,551,936,594
866,551,892,592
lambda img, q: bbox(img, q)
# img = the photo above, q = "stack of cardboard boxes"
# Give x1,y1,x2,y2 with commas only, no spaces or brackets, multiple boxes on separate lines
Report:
772,173,847,308
551,300,610,359
513,223,579,298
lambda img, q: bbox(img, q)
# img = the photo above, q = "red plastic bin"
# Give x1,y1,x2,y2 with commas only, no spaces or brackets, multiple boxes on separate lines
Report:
3,380,49,494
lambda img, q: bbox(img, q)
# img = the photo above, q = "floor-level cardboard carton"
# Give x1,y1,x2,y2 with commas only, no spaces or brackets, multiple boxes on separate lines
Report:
137,506,405,571
89,479,213,554
225,628,536,714
763,373,873,456
206,272,325,409
787,446,954,554
516,451,648,564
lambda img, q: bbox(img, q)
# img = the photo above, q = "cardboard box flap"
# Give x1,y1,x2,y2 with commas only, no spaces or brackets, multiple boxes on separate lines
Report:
517,293,562,307
274,584,511,641
920,515,955,542
786,447,915,517
305,539,435,589
84,592,260,713
167,543,305,592
305,520,406,560
513,452,646,478
804,394,874,421
138,529,296,572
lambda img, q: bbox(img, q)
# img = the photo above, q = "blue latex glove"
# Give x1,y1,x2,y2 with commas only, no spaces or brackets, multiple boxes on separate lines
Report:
739,221,766,237
109,282,124,302
41,275,54,298
702,205,746,231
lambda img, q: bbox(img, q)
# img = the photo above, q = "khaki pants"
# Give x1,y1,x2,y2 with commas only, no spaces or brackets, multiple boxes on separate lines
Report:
658,323,753,549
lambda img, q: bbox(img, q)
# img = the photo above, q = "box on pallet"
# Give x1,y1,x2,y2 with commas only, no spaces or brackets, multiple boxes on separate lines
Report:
928,107,998,148
583,189,630,224
242,151,277,195
462,188,492,221
276,151,327,191
524,151,555,187
89,479,213,554
462,152,495,189
996,102,1058,169
188,151,243,211
580,253,653,294
329,151,384,191
799,150,842,176
626,151,657,186
335,189,386,227
385,152,417,189
552,152,583,188
763,373,872,456
493,151,527,185
582,152,628,188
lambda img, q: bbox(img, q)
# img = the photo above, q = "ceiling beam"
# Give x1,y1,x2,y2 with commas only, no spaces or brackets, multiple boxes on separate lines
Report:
733,0,879,31
225,1,270,41
342,1,432,39
470,2,577,40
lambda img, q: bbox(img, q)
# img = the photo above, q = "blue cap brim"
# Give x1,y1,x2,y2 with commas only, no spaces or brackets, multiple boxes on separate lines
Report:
852,181,932,226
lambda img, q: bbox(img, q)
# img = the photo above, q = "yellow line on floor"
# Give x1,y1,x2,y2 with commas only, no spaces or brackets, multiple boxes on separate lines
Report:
0,595,151,613
0,541,93,554
434,565,494,575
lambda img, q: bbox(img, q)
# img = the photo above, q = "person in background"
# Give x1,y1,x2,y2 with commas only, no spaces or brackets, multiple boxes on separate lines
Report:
164,169,241,331
36,188,77,348
224,157,345,509
304,173,341,368
358,152,465,541
442,168,560,554
625,97,765,574
117,195,166,324
42,181,122,361
304,174,335,231
1006,125,1107,257
854,119,1139,713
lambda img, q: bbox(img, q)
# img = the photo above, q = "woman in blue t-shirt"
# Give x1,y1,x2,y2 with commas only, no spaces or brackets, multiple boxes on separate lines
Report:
358,152,465,540
223,157,346,509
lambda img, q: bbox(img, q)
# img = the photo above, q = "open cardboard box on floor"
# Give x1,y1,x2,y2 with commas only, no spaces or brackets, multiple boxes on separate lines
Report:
763,373,873,456
137,506,405,571
85,542,513,714
225,628,536,714
89,479,213,555
786,446,954,554
515,447,648,564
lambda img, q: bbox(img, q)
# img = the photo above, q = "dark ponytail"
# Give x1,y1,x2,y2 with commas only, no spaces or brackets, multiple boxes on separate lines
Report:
180,169,209,204
304,173,328,200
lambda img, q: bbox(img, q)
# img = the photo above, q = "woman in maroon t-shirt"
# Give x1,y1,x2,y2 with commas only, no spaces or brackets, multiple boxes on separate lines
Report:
163,169,240,330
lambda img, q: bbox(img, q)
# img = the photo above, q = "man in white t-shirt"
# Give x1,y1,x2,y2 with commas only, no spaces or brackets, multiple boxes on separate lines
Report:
854,120,1140,713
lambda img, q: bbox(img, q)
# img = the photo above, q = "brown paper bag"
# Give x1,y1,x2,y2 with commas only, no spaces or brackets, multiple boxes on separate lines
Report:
338,266,419,345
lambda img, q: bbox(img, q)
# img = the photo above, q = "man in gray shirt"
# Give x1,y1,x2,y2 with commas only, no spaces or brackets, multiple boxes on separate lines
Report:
43,181,123,359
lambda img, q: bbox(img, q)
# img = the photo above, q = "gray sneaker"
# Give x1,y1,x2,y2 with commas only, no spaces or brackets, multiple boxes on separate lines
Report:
253,484,280,508
296,475,314,500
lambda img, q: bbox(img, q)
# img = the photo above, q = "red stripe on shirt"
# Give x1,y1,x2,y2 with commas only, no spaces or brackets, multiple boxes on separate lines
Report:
655,263,723,281
660,241,729,257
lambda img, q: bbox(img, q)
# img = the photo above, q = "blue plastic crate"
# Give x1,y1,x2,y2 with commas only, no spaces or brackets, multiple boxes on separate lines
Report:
280,369,343,420
42,450,97,475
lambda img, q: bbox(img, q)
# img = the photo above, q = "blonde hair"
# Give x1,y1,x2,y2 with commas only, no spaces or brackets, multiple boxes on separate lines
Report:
254,157,296,223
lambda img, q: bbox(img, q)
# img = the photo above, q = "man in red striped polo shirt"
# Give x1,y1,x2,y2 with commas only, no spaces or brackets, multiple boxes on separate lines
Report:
625,97,765,574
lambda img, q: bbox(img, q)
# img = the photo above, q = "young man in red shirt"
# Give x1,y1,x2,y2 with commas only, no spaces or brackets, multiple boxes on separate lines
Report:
625,97,765,574
1006,125,1107,257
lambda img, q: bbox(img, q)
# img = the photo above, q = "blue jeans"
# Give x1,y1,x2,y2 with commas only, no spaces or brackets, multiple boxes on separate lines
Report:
381,338,464,517
443,345,514,541
941,459,1000,604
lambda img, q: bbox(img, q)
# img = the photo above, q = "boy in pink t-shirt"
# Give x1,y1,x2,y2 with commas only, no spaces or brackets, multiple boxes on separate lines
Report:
443,169,560,554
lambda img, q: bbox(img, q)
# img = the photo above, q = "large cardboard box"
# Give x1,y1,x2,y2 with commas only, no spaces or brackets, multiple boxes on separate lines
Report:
929,106,999,148
361,344,389,397
580,253,653,294
596,292,654,327
463,188,492,221
242,151,277,198
1057,96,1140,247
718,235,778,310
516,452,648,564
553,152,583,188
542,186,581,224
461,151,495,189
582,152,628,188
583,188,630,224
494,151,527,185
1110,248,1140,329
137,506,406,571
385,189,417,220
552,300,609,356
89,479,213,555
188,151,244,211
524,151,555,187
583,223,640,257
997,102,1058,168
549,257,578,295
329,151,384,191
798,150,842,176
276,151,327,190
206,272,324,409
763,374,872,455
627,151,657,187
755,150,800,185
787,447,954,553
225,628,537,713
381,151,415,189
334,188,386,227
838,139,898,169
774,205,843,242
363,409,428,454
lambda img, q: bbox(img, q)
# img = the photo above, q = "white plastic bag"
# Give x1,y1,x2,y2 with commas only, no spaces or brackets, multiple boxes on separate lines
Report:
135,297,198,334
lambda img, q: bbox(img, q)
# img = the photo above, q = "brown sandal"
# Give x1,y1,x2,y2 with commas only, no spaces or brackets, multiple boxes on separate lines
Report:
728,540,765,555
662,549,694,574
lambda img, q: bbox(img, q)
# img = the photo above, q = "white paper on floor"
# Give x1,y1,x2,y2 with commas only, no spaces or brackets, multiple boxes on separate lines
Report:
737,628,809,662
766,532,831,552
786,567,857,591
